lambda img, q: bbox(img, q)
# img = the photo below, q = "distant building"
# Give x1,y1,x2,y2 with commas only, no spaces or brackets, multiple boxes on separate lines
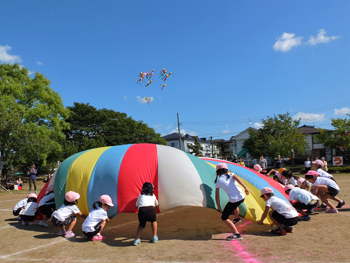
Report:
162,133,219,157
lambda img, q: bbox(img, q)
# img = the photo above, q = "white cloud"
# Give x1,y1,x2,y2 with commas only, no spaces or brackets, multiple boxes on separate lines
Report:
307,29,339,46
154,124,162,129
189,131,198,136
36,61,43,65
254,122,264,129
334,107,350,116
273,32,302,52
137,96,154,104
0,45,22,63
124,96,127,100
225,124,229,127
165,125,172,129
293,112,325,122
222,130,230,133
169,128,197,136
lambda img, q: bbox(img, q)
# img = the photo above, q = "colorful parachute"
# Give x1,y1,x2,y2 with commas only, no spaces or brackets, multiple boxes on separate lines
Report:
52,144,288,224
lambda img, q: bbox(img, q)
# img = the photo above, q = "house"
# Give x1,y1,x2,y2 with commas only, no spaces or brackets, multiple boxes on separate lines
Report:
231,127,256,159
162,133,219,157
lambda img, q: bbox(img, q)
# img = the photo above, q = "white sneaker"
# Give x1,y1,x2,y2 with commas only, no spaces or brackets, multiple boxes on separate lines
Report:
39,220,49,227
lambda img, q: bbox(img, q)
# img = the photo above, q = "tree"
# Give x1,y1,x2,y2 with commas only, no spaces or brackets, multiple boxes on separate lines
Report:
0,64,69,177
243,113,308,160
187,136,203,156
316,114,350,162
61,102,166,159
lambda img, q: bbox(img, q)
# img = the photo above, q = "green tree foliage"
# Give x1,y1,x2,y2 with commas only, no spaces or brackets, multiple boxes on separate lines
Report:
61,102,166,159
0,64,69,176
187,136,203,156
243,113,308,160
317,114,350,159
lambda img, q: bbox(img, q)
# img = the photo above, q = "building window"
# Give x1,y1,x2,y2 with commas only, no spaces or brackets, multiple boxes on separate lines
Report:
312,135,320,144
171,143,175,147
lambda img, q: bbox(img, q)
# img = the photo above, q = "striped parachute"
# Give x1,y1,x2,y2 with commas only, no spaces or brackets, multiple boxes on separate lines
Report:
53,144,288,224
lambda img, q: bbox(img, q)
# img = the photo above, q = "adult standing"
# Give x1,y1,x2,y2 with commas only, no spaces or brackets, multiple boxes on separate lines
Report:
275,155,283,169
259,155,268,170
322,157,328,172
231,155,239,164
29,164,37,193
304,158,311,172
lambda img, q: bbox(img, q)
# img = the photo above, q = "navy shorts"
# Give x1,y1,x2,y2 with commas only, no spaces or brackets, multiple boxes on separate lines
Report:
52,215,76,227
271,211,298,226
138,206,156,228
83,222,102,238
327,186,339,197
221,199,244,221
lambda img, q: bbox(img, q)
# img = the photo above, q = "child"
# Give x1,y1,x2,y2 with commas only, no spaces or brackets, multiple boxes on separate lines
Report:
281,170,298,186
297,178,312,192
253,164,267,175
215,163,250,240
19,193,39,225
82,195,113,241
257,187,298,235
284,184,319,220
267,168,287,185
51,191,85,238
13,198,28,218
38,184,55,227
305,171,345,213
312,160,335,180
133,182,159,246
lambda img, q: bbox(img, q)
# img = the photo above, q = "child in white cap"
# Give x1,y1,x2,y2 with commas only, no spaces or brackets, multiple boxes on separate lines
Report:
82,195,113,241
284,184,318,220
257,187,298,235
38,184,55,227
215,163,250,240
133,182,159,246
51,191,86,238
305,171,345,213
20,193,39,225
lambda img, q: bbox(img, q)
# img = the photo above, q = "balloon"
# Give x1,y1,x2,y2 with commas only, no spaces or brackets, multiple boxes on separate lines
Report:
53,144,287,224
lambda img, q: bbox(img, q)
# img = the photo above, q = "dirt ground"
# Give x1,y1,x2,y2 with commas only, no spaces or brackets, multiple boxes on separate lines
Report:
0,174,349,263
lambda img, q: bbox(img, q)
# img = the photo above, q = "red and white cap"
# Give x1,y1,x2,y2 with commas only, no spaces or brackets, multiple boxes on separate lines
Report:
284,184,294,192
260,187,273,196
99,195,114,207
297,178,305,187
305,170,319,177
27,193,37,199
65,191,80,202
216,163,228,171
312,160,324,167
254,164,262,171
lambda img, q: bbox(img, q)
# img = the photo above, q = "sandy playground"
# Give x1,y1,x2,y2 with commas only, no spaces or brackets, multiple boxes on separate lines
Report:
0,174,349,263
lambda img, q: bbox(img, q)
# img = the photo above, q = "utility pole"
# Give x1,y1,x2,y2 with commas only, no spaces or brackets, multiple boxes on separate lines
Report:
210,136,213,157
177,113,182,151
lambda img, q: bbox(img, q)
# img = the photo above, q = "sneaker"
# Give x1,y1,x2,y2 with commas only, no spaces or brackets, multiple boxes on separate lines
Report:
233,218,241,225
336,200,345,209
226,233,242,240
319,203,327,208
271,228,287,235
92,235,105,241
300,215,311,221
65,231,75,238
29,191,32,194
17,217,22,221
58,230,66,236
152,235,158,243
326,208,338,213
28,221,33,226
22,220,26,226
38,220,49,227
133,239,141,246
285,227,294,233
35,191,37,194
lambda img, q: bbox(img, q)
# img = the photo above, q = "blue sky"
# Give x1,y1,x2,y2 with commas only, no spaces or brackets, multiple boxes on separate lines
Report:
1,1,350,140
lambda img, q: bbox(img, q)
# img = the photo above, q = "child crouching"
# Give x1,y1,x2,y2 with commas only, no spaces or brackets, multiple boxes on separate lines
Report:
19,193,39,225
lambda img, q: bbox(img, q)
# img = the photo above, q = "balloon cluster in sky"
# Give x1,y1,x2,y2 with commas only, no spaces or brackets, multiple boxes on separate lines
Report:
136,68,172,105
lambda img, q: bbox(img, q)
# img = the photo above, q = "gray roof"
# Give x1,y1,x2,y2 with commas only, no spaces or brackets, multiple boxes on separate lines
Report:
162,132,208,142
298,125,333,134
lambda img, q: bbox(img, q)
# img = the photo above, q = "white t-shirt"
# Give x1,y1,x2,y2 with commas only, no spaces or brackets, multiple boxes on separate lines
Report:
275,172,288,185
39,193,55,207
288,177,298,186
14,198,27,211
136,194,159,208
304,161,311,168
288,188,319,205
265,196,298,219
19,202,38,216
82,207,108,232
316,168,333,179
52,204,80,221
215,174,245,203
314,177,339,190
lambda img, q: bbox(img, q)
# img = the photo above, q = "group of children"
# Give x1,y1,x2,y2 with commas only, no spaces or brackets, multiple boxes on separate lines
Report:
13,183,158,245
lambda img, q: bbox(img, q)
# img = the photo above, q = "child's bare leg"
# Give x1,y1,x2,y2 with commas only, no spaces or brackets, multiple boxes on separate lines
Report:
234,207,239,219
98,221,107,234
269,210,283,228
223,219,239,234
67,218,77,232
135,225,144,239
321,194,335,209
329,196,342,203
296,208,308,216
151,221,157,236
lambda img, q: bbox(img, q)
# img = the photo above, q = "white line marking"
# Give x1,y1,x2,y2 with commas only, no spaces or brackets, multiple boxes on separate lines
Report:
0,209,12,211
0,239,68,259
0,199,21,203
